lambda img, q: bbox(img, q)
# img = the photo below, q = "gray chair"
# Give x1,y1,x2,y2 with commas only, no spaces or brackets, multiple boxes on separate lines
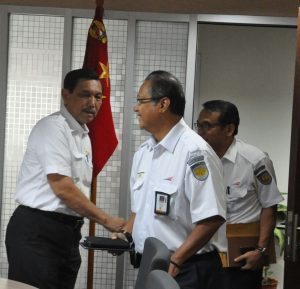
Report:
134,237,171,289
144,270,180,289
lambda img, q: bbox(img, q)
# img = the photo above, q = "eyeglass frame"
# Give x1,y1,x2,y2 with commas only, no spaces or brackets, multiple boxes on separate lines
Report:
136,97,164,105
194,120,223,131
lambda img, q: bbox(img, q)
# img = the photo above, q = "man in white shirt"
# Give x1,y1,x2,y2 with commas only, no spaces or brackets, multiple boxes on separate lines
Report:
196,100,283,289
5,68,125,289
121,71,226,289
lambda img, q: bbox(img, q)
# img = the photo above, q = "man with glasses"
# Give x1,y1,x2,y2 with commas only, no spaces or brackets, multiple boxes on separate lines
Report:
120,71,226,289
196,100,283,289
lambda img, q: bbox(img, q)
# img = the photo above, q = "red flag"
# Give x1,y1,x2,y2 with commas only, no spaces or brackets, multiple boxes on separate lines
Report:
83,5,118,178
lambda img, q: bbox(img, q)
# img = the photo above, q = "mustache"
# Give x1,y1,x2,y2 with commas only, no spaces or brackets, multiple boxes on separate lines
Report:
82,108,96,115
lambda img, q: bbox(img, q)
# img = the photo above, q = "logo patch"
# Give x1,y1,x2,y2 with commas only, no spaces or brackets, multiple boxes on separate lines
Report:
256,170,272,185
254,165,265,176
191,161,209,181
187,155,204,166
89,20,107,43
137,172,145,180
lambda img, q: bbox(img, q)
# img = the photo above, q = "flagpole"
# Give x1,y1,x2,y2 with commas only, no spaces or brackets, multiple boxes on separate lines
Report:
87,177,97,289
83,1,118,288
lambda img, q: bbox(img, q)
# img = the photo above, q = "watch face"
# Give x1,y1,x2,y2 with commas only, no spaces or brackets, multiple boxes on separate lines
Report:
256,247,267,254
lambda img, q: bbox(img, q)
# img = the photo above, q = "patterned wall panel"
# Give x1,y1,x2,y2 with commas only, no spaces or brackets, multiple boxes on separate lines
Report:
123,20,188,289
72,17,128,289
0,14,63,275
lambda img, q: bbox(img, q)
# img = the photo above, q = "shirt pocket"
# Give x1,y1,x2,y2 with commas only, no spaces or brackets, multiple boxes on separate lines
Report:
154,182,178,220
227,186,248,201
71,150,92,186
71,150,83,180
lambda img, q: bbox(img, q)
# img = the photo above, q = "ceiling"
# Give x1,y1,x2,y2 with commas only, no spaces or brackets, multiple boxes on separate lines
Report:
0,0,299,17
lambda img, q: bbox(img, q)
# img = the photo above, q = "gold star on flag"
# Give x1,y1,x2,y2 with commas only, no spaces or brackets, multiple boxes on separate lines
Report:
99,61,110,87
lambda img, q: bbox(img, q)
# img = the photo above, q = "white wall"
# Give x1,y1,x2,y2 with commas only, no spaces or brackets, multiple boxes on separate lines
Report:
195,24,297,194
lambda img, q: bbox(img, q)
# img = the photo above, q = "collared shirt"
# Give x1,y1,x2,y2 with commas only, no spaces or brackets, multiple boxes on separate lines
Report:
15,105,93,216
218,138,284,251
130,118,226,253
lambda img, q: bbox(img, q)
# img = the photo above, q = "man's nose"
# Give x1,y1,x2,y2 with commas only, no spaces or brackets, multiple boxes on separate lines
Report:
89,96,98,107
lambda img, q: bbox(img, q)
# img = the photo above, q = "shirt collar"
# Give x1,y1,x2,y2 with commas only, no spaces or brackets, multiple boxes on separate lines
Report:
222,137,237,163
60,105,89,135
144,118,187,153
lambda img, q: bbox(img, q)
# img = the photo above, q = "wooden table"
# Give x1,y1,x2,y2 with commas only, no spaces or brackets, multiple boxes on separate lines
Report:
0,278,37,289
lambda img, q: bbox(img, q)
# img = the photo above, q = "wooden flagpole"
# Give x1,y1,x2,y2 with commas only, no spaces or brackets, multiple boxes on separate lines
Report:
87,177,97,289
84,1,117,288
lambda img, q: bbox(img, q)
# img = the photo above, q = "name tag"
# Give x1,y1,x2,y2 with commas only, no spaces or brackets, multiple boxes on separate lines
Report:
154,191,170,215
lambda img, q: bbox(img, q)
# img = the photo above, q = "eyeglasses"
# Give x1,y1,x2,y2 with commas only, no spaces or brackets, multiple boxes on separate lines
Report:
194,121,222,131
136,97,163,105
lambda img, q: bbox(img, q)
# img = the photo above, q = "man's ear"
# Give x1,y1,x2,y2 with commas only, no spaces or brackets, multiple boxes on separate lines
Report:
159,97,170,112
61,88,69,105
226,123,236,137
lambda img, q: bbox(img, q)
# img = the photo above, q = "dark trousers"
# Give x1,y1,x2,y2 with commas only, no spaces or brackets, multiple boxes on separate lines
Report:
174,251,223,289
5,205,84,289
216,267,263,289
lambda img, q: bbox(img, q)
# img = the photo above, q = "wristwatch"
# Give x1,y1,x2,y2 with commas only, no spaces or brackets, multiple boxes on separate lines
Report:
256,246,267,255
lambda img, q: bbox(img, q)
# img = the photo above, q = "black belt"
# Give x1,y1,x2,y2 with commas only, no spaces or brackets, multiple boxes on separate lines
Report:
19,205,84,228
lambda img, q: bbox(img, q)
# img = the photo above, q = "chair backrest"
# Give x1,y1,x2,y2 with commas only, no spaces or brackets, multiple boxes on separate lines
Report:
134,237,170,289
144,270,180,289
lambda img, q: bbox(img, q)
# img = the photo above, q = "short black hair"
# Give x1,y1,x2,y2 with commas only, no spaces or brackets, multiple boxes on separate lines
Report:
202,100,240,135
63,68,100,93
145,70,185,117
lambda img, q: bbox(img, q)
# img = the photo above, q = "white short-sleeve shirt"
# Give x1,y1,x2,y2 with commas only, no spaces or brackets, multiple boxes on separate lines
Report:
218,138,284,251
15,105,93,216
130,119,226,253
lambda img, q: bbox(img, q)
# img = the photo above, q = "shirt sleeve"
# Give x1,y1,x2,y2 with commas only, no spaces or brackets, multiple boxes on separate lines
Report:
130,152,138,213
185,150,226,223
254,156,284,207
30,118,72,177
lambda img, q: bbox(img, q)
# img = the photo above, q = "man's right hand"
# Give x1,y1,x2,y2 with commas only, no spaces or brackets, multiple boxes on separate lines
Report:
111,232,129,241
103,216,126,232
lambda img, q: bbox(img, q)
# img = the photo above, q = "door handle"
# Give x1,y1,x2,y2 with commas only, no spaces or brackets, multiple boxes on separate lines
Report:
285,211,299,262
292,213,298,262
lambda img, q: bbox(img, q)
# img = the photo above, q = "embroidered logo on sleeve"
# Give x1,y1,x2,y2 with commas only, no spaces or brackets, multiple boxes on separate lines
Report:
137,172,145,180
255,167,272,185
188,155,209,181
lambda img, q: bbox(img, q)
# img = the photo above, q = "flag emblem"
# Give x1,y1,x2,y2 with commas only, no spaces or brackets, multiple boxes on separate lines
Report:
83,5,118,178
89,20,107,43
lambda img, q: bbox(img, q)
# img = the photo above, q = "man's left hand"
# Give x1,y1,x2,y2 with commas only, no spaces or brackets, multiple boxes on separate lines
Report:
168,262,181,277
234,250,265,270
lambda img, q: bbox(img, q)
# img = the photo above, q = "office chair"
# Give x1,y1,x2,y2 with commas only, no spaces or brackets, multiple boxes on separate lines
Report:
144,270,180,289
134,237,171,289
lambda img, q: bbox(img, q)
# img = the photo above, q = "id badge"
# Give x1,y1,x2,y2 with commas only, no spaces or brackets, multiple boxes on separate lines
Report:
154,191,170,215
